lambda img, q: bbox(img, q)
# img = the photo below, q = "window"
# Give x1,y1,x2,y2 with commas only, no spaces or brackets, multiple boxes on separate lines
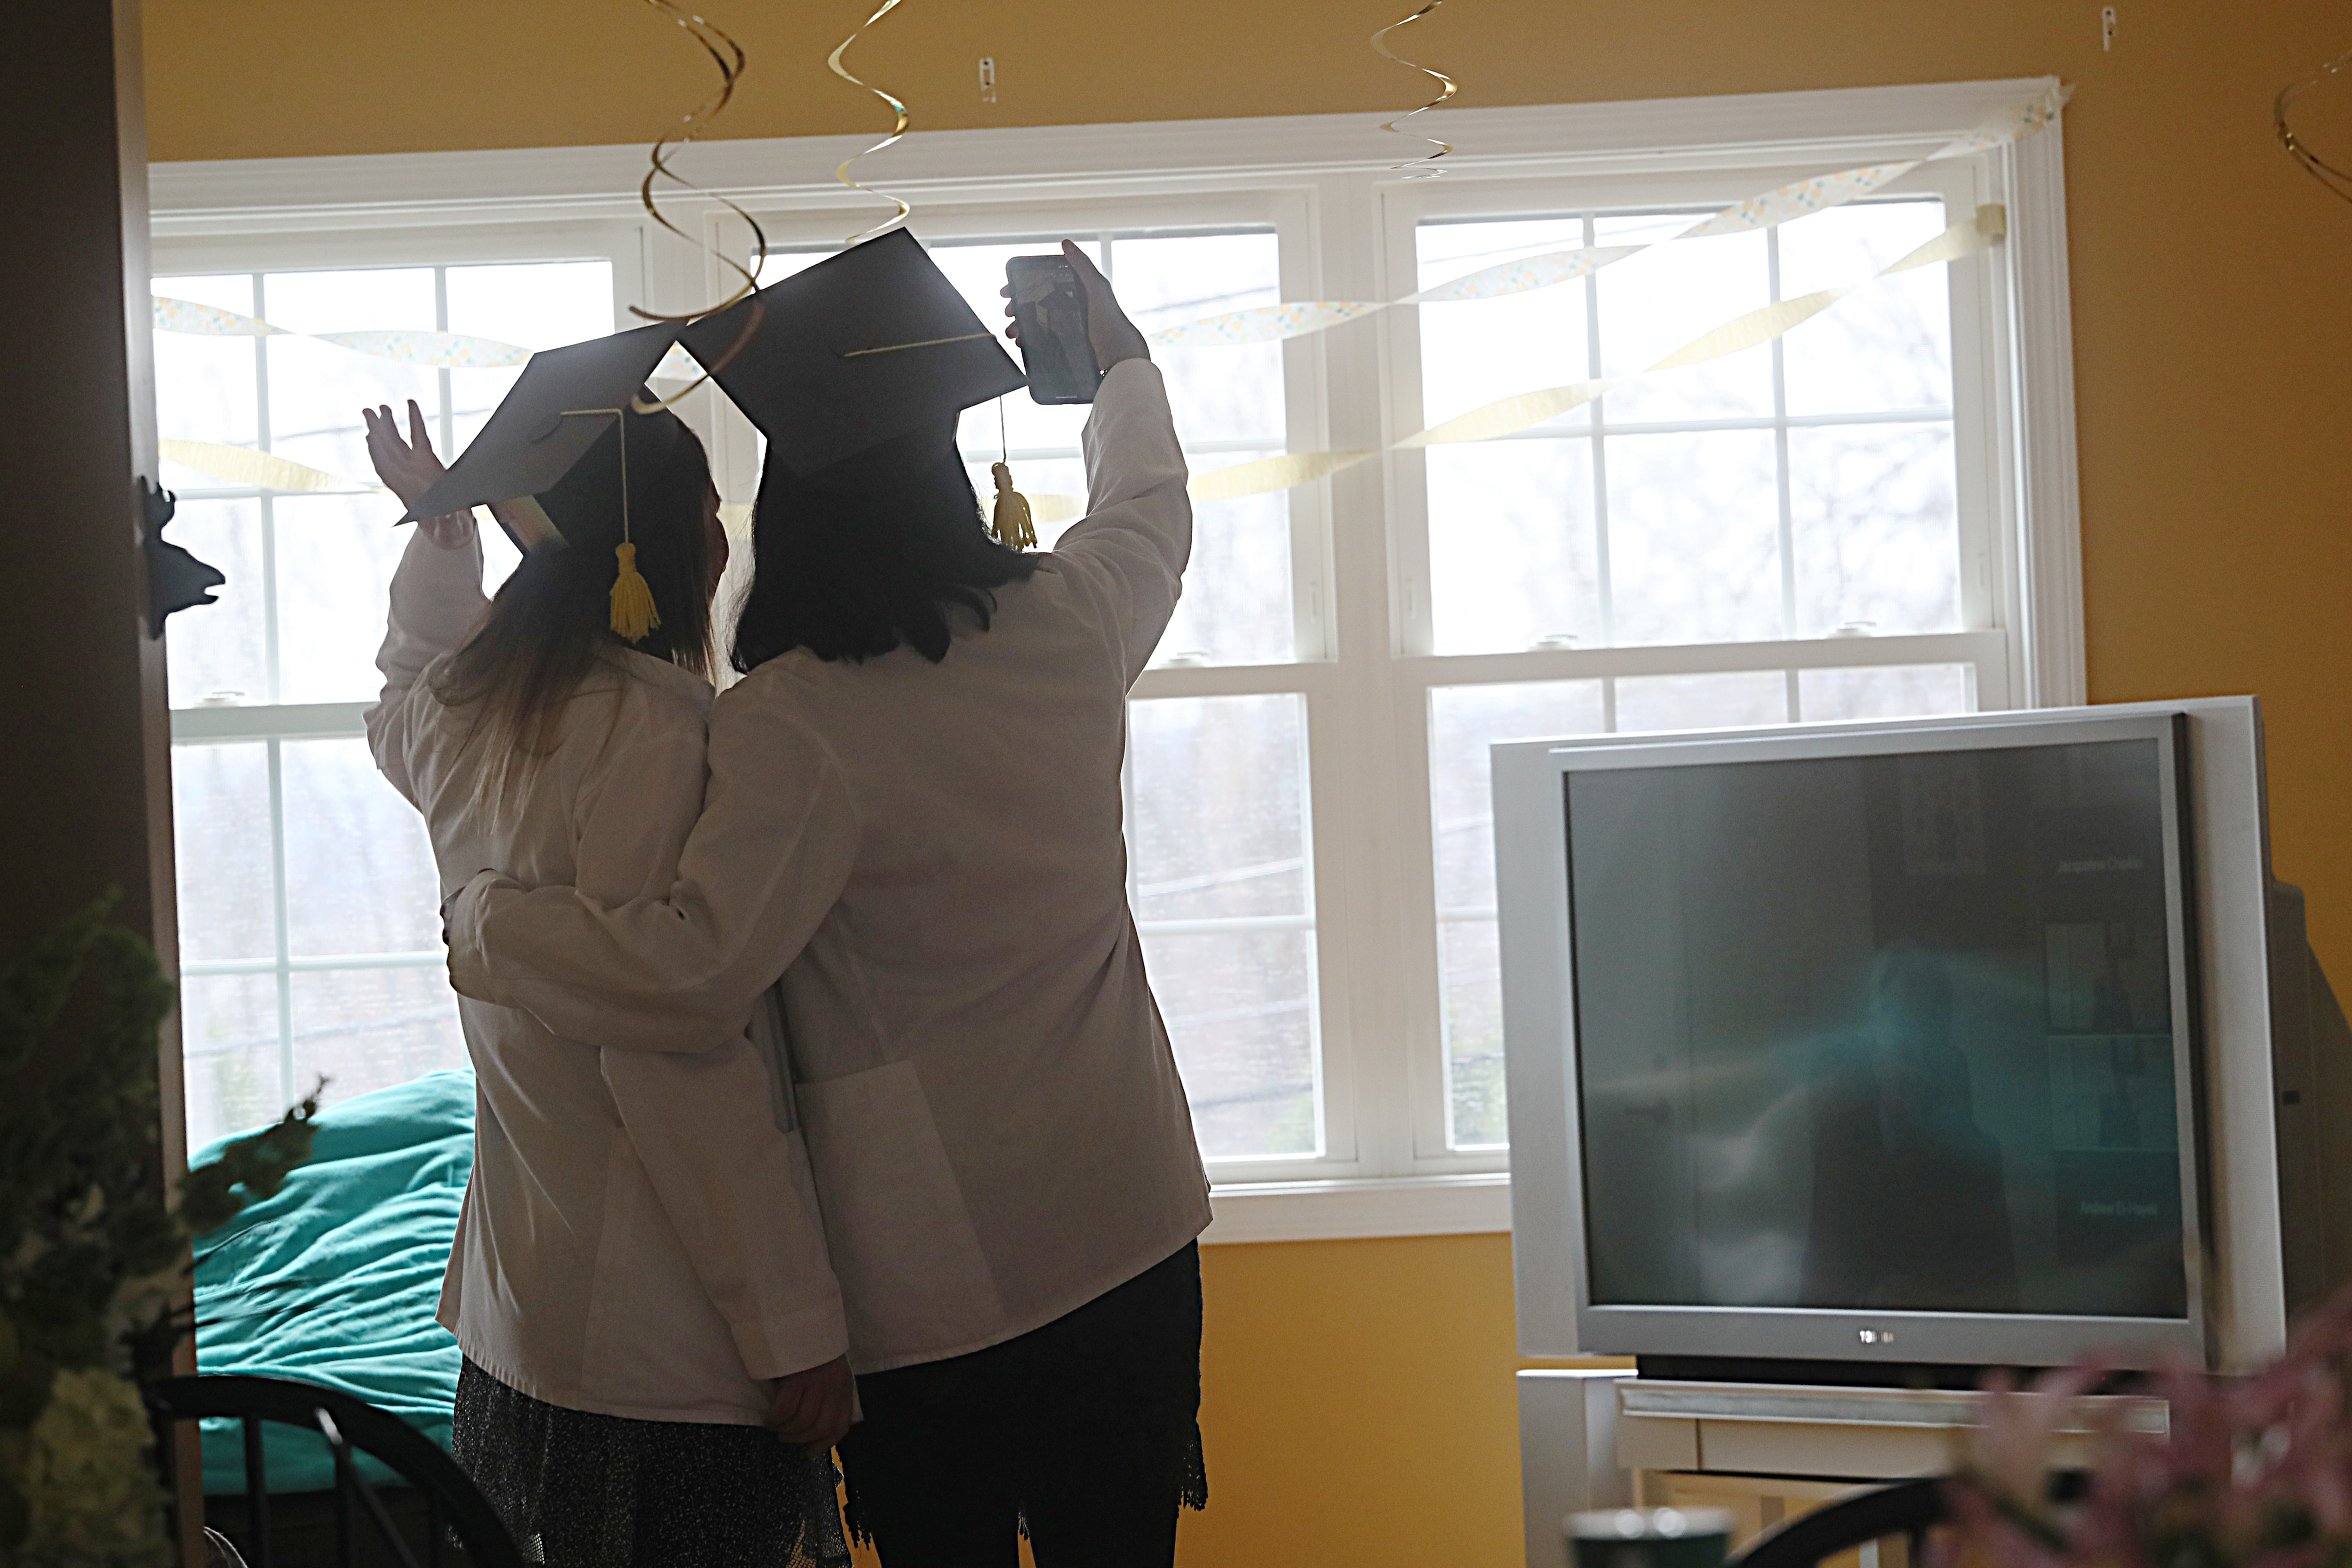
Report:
154,80,2079,1232
158,245,625,1148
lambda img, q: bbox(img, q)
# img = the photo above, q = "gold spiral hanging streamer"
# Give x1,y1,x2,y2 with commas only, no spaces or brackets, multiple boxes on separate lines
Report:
624,0,771,411
2277,47,2352,207
1371,1,1458,179
828,0,915,242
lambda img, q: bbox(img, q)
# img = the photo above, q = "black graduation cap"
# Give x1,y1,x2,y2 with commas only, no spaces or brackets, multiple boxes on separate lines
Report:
401,319,686,551
678,228,1027,478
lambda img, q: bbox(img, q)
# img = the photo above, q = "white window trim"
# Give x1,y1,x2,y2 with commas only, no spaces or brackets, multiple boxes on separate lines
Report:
152,76,2082,1244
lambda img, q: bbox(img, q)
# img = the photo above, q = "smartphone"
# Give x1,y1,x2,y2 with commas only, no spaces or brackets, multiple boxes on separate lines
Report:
1005,255,1102,405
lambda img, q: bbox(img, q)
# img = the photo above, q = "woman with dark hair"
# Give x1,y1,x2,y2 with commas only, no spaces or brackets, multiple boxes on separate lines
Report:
444,243,1212,1565
361,399,854,1568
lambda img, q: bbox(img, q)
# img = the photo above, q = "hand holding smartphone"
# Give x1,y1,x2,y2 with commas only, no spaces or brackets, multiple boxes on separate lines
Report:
1005,254,1103,404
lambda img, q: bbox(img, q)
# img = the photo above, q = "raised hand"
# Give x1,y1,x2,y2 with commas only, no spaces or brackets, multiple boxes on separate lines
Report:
363,400,472,548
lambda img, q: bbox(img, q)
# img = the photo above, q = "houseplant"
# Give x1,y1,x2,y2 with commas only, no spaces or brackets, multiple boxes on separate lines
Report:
1942,1295,2352,1568
0,894,315,1568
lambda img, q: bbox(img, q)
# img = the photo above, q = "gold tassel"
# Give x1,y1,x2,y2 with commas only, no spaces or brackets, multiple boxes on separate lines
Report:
609,541,662,640
989,461,1036,551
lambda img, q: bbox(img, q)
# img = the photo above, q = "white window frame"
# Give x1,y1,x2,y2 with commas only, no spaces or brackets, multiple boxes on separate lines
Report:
150,74,2080,1240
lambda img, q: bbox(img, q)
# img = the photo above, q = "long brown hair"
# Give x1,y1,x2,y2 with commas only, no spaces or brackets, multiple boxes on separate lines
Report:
431,410,717,817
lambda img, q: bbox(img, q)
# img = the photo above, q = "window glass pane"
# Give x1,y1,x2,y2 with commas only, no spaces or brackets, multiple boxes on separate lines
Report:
1595,219,1773,424
153,273,260,493
1798,663,1971,723
447,260,616,452
1615,670,1790,732
261,269,438,484
1129,695,1307,920
1779,199,1951,417
288,967,466,1109
1416,218,1589,433
1115,232,1283,444
172,742,276,963
273,493,408,704
1606,430,1782,646
1429,681,1605,1149
1129,694,1315,1160
163,499,268,707
1789,423,1960,637
1142,930,1317,1161
1429,681,1605,914
1427,440,1597,655
1440,919,1507,1148
281,739,441,958
180,973,281,1150
1159,462,1293,666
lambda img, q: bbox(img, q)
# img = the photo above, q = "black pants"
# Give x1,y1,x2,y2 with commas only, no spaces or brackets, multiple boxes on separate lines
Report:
838,1243,1205,1568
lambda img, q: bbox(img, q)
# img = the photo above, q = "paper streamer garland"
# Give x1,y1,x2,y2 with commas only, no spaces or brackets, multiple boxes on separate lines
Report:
1012,204,2007,516
1147,83,2068,348
156,205,2003,510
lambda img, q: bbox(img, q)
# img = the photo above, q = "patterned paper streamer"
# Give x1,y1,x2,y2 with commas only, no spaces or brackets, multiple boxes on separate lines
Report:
161,441,373,494
1147,87,2064,348
1406,245,1643,304
153,297,281,337
651,342,707,381
1674,163,1921,240
311,331,534,369
1150,301,1386,348
1927,80,2072,161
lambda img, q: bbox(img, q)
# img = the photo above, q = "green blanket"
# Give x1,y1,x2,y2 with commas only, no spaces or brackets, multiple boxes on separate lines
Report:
190,1070,474,1495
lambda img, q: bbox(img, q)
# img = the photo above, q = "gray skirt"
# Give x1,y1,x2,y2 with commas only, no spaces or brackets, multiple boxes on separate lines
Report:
451,1359,850,1568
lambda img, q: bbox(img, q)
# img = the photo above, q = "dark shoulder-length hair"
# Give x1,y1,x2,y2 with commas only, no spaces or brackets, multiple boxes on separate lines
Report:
731,438,1040,671
430,411,717,816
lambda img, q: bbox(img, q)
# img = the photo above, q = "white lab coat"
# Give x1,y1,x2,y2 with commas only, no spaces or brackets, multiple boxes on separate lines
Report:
448,359,1213,1373
367,523,846,1424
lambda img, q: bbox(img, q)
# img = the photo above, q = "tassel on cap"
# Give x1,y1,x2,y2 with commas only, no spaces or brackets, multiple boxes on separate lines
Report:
609,541,661,641
989,461,1036,551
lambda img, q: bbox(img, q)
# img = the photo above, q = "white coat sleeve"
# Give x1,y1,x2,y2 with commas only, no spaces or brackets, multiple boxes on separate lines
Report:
569,692,849,1375
1045,359,1192,686
445,677,861,1054
364,519,488,806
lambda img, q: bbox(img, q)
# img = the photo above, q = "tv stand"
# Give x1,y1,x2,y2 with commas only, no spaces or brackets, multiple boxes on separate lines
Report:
1515,1371,2165,1568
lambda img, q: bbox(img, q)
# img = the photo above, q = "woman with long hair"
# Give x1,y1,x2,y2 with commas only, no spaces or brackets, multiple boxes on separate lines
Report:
361,398,853,1568
442,242,1210,1565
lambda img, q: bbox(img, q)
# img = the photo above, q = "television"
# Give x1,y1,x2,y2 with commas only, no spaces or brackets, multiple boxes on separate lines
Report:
1495,696,2352,1376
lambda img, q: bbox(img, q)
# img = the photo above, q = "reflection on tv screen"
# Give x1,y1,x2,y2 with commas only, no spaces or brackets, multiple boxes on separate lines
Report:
1568,738,2189,1320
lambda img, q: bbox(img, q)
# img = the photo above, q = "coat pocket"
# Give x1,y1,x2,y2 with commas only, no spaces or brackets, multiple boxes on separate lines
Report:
799,1060,1004,1369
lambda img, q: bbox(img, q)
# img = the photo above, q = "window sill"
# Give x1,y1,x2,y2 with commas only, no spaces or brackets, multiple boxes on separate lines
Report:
1203,1172,1510,1245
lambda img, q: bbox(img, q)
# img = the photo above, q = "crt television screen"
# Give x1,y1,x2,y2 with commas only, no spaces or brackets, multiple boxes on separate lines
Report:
1567,737,2191,1320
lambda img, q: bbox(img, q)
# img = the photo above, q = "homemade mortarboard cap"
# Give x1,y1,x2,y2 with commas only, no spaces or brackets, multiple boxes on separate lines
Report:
401,318,687,552
677,228,1027,478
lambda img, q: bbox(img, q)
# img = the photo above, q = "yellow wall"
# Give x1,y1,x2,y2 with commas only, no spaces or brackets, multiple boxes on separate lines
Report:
145,0,2352,1563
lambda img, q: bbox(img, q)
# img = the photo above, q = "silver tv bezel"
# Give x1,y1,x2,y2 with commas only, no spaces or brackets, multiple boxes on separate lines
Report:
1496,698,2285,1372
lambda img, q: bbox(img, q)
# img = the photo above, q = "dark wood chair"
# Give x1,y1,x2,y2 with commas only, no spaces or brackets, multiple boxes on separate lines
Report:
147,1374,521,1568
